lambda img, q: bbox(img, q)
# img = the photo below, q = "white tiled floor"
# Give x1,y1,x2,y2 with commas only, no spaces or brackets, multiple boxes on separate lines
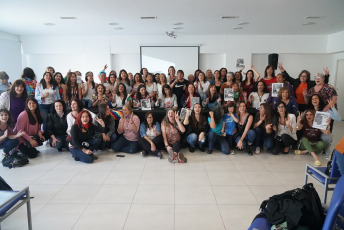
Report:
1,121,343,230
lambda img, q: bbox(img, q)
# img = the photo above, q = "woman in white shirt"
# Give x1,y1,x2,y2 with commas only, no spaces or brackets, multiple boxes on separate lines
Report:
156,84,178,110
194,71,209,102
145,73,157,99
248,81,269,110
111,83,129,108
82,72,97,108
157,73,168,99
35,72,60,131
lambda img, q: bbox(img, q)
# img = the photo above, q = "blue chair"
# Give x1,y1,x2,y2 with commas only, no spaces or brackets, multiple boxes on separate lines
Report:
305,150,342,204
248,175,344,230
0,187,32,230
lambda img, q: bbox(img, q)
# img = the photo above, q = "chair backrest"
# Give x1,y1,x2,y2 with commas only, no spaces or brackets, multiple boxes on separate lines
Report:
322,175,344,230
330,151,341,178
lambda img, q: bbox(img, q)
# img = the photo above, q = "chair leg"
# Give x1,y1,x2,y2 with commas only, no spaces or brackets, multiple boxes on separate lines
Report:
26,190,32,230
323,182,328,204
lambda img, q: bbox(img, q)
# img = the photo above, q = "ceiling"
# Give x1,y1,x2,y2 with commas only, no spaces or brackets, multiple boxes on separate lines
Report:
1,0,344,36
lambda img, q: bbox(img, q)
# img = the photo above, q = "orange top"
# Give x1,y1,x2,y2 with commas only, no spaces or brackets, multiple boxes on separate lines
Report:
295,82,307,104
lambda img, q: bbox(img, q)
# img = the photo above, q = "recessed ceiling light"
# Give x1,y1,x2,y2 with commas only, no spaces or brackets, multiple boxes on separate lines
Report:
173,22,183,25
109,22,118,25
141,16,157,19
173,27,183,30
44,23,55,26
114,27,124,30
233,26,243,29
60,17,77,19
221,16,239,19
237,22,249,25
303,22,315,25
304,16,324,19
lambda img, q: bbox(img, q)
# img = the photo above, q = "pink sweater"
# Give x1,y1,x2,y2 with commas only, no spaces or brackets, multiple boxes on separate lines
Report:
13,111,42,146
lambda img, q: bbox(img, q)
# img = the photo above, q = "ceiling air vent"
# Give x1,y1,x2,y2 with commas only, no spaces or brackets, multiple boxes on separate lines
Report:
221,16,239,19
141,16,157,19
60,17,77,19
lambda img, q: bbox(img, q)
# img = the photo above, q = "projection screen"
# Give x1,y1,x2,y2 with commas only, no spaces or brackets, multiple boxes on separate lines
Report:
140,46,199,78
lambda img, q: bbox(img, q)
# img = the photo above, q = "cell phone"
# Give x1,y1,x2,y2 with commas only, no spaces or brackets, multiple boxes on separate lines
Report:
116,154,125,157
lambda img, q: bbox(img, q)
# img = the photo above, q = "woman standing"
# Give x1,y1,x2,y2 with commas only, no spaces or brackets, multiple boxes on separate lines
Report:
271,101,297,155
82,72,97,108
0,79,28,123
184,103,208,152
66,72,82,102
46,100,69,152
209,70,222,94
241,64,260,96
234,101,256,155
69,110,105,163
131,73,144,95
111,104,140,153
138,112,164,158
295,109,331,166
260,65,276,93
105,73,117,98
161,109,187,163
220,72,234,99
194,71,210,102
168,66,177,82
53,72,67,101
145,73,158,99
116,69,132,94
14,98,45,158
35,72,60,131
157,73,168,99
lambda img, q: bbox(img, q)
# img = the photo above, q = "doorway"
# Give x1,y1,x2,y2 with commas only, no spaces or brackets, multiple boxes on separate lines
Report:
335,59,344,119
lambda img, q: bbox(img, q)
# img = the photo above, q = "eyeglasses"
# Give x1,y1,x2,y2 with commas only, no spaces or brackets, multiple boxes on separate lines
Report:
277,106,285,109
314,76,324,80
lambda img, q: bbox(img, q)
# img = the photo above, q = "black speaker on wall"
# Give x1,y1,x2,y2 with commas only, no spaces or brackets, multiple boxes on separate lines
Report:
268,53,279,70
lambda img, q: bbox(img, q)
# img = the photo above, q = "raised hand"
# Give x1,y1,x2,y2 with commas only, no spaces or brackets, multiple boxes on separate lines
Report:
327,98,335,108
175,111,180,121
285,116,290,126
249,95,254,103
95,117,105,127
278,62,285,72
209,111,214,117
323,67,329,75
104,64,108,70
297,111,302,123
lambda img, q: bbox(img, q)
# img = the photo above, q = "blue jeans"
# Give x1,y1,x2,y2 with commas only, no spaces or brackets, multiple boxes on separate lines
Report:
69,137,101,164
0,138,19,154
235,129,256,147
38,103,53,131
208,131,230,154
111,135,139,153
82,99,93,108
254,127,274,149
49,135,69,150
187,133,206,149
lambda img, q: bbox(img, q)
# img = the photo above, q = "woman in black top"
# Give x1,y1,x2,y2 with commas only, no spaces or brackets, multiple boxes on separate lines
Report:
69,110,106,163
46,99,69,152
94,103,117,150
183,103,209,152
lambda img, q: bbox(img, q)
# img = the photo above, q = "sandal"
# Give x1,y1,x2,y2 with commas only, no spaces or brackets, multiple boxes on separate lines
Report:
294,150,301,155
314,161,321,166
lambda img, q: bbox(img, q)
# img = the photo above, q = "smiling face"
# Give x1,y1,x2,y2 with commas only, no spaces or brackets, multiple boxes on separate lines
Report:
71,100,79,112
44,72,51,83
121,71,127,79
139,86,146,96
266,66,273,76
214,71,220,79
15,84,24,96
81,112,90,125
177,72,184,80
300,72,308,83
97,85,104,94
276,74,284,83
194,104,201,114
232,83,239,92
257,82,264,92
238,102,246,113
54,102,63,114
167,110,175,122
27,100,37,111
109,74,116,84
168,67,175,76
87,73,94,82
210,85,216,94
146,113,153,125
312,95,320,107
305,111,314,122
54,73,62,83
70,74,76,83
235,72,241,80
118,84,125,93
100,73,106,82
122,105,130,117
228,106,235,114
164,87,171,96
147,74,153,83
198,72,205,82
0,112,9,123
134,74,141,83
221,69,227,76
188,84,195,94
246,71,253,80
281,89,289,100
314,74,325,85
277,103,285,114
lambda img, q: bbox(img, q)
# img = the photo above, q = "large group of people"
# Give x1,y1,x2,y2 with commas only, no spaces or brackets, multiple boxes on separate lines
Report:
0,62,341,166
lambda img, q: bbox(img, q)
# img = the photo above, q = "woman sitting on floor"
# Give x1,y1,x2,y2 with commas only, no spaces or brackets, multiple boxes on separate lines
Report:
46,100,69,152
94,103,117,150
161,109,187,163
138,112,164,158
69,110,105,163
111,104,140,153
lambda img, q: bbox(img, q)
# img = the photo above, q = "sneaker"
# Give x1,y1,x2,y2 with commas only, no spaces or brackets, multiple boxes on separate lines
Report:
177,152,187,163
200,146,206,152
255,147,261,155
57,147,63,152
92,154,98,160
74,156,80,161
229,150,235,155
158,151,163,159
294,150,301,155
189,146,195,153
140,150,147,157
314,160,321,166
207,149,213,154
168,149,177,163
247,145,253,156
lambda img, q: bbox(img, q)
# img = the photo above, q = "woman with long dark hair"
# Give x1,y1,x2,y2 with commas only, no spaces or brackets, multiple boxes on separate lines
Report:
95,103,117,149
203,84,221,109
209,70,222,94
92,84,109,107
207,104,229,155
133,84,152,108
161,109,187,163
180,84,201,108
253,103,274,154
260,65,276,93
145,73,158,99
82,71,97,108
69,110,105,163
156,84,178,109
53,72,67,101
241,64,260,96
35,72,60,131
194,71,210,102
184,103,208,152
111,83,128,108
0,79,28,123
66,72,82,102
248,81,269,110
115,69,132,94
138,112,164,158
46,99,69,151
271,101,297,155
14,98,45,158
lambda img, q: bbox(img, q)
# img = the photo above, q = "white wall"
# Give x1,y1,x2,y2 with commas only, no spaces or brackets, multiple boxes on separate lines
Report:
19,33,337,83
0,32,22,82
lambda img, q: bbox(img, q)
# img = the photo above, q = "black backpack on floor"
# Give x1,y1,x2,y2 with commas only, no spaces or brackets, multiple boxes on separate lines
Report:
259,183,325,230
2,151,29,168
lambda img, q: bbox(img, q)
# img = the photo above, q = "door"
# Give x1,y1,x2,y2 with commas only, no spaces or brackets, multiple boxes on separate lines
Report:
335,59,344,119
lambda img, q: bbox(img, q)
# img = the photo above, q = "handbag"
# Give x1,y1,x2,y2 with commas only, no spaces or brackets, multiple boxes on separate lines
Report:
26,135,43,148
